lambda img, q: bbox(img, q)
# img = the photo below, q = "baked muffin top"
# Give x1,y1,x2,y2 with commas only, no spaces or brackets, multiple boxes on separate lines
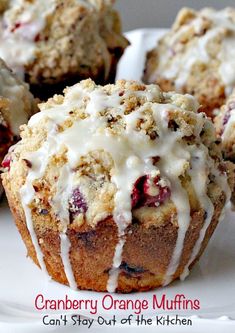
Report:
144,7,235,98
2,79,232,291
4,78,231,225
0,0,128,83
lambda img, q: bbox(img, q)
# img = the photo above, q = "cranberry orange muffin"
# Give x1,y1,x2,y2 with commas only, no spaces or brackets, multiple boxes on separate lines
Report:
143,7,235,118
0,0,129,99
2,79,233,292
0,58,36,197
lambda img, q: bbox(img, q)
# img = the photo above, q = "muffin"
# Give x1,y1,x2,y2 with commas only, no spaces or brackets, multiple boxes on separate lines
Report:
0,58,36,197
214,91,235,204
2,79,233,292
0,0,129,99
143,7,235,118
214,91,235,161
0,0,8,13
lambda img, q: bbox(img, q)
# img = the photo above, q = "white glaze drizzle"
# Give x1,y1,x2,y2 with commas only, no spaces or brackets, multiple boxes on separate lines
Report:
52,164,77,290
21,100,81,287
150,7,235,96
212,165,231,204
19,138,57,277
18,81,230,292
20,128,78,287
20,121,68,279
151,106,191,286
180,146,214,280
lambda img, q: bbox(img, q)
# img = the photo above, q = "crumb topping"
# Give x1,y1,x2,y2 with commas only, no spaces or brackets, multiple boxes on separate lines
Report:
145,7,235,97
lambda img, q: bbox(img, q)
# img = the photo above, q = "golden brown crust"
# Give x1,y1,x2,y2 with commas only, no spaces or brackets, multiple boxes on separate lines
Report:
3,174,226,292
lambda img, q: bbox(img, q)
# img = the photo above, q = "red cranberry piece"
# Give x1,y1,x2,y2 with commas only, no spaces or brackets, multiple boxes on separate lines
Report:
69,187,87,220
131,175,171,209
131,176,147,208
34,33,42,42
131,176,146,207
2,154,12,171
10,22,22,33
143,176,171,207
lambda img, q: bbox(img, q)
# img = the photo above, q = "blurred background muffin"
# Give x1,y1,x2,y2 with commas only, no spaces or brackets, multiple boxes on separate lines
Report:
0,0,129,99
214,91,235,205
0,0,8,13
0,58,36,197
143,7,235,118
215,91,235,162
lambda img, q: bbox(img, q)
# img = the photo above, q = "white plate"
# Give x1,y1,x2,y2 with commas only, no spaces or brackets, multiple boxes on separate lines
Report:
0,29,235,332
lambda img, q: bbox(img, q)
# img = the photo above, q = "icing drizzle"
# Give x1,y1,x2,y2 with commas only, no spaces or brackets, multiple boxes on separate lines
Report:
180,146,214,280
0,0,57,77
18,80,230,291
150,7,235,96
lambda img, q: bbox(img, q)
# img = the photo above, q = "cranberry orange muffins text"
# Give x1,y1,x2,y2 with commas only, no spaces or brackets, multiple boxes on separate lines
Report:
0,0,128,99
0,58,36,197
2,80,233,292
144,7,235,118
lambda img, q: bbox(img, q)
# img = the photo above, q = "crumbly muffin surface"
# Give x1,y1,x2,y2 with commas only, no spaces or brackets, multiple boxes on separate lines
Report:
2,79,231,292
214,92,235,204
0,57,36,195
214,91,235,161
144,7,235,117
0,0,128,95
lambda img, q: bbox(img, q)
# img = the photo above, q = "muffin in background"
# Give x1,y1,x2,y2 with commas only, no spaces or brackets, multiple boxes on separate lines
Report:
0,0,8,13
2,79,233,292
143,7,235,118
0,0,129,100
0,58,36,197
214,91,235,204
